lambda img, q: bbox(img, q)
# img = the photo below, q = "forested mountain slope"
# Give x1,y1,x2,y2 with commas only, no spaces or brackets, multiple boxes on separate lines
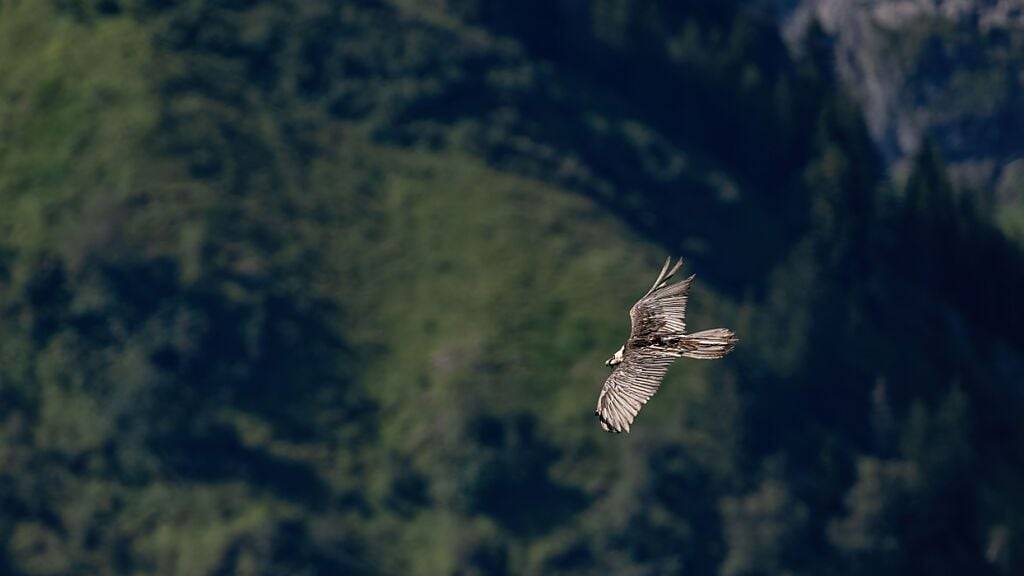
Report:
1,1,1022,575
783,0,1024,239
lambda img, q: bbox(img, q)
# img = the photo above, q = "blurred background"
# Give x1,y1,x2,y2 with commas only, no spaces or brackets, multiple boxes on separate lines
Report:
1,0,1023,574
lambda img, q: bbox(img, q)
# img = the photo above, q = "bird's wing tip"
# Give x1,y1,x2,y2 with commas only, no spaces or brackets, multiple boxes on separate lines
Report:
596,410,632,434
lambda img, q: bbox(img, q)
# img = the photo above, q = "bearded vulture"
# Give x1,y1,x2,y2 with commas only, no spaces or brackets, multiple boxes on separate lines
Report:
596,257,737,433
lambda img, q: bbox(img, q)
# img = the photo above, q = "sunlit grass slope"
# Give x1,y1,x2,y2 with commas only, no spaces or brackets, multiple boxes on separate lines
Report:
313,144,743,574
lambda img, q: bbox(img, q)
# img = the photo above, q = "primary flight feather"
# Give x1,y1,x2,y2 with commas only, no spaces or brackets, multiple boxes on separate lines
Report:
596,257,737,433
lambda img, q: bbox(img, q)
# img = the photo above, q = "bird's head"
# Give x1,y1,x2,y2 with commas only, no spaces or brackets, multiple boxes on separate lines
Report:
605,346,625,367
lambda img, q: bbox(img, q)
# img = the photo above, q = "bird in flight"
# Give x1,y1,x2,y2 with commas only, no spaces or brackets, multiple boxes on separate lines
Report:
596,257,737,433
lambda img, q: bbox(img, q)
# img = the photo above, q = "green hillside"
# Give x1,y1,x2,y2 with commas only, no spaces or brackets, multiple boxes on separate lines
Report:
1,1,1022,575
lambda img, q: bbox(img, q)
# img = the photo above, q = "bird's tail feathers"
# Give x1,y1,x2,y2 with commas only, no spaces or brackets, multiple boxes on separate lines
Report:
676,328,737,359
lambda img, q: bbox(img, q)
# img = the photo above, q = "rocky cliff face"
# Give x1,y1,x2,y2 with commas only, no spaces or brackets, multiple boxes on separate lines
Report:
781,0,1024,203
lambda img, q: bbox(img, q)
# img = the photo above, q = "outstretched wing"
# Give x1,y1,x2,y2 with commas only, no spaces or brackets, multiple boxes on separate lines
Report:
629,257,694,340
595,348,674,433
